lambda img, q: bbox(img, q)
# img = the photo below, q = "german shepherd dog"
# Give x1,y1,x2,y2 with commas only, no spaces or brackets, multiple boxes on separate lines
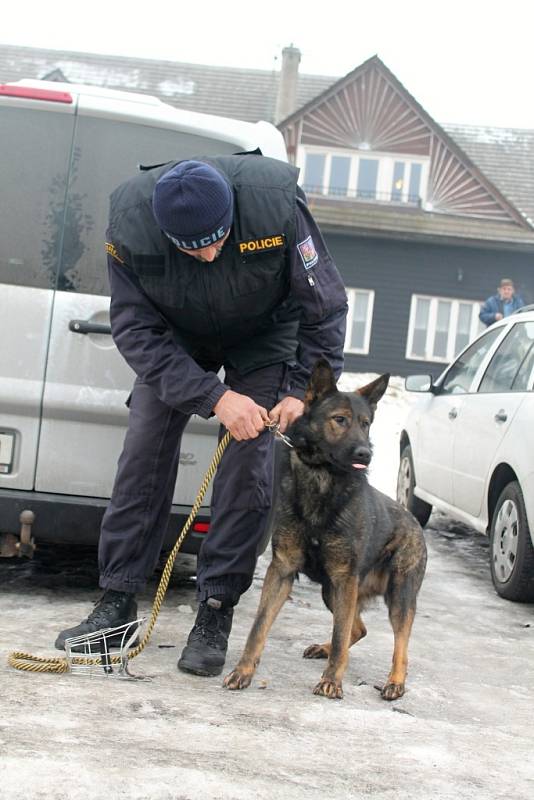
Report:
224,359,427,700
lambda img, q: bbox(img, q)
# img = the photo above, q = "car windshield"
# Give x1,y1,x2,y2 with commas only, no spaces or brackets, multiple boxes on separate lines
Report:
440,327,502,394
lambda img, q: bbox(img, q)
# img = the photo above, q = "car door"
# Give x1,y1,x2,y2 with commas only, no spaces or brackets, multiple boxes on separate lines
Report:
452,320,534,517
414,327,503,504
34,98,246,504
411,393,463,504
0,92,76,489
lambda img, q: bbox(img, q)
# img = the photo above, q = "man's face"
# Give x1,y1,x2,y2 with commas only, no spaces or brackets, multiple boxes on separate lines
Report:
175,231,230,263
499,284,514,301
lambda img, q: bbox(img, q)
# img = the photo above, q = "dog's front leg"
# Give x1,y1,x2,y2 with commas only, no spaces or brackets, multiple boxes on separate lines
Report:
224,555,296,690
313,575,358,700
381,606,415,701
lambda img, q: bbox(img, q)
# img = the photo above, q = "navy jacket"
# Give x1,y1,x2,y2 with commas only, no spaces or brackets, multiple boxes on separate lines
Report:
106,160,347,418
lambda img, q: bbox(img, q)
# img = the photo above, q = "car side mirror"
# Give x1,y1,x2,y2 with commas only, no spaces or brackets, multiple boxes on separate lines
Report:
405,374,435,392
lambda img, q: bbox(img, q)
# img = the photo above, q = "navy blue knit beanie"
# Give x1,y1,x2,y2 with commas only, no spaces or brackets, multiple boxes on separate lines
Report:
152,161,233,250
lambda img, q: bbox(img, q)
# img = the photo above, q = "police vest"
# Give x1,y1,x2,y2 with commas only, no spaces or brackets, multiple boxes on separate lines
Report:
107,154,301,373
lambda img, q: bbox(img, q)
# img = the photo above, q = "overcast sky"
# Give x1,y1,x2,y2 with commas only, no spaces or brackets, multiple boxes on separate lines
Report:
2,0,534,129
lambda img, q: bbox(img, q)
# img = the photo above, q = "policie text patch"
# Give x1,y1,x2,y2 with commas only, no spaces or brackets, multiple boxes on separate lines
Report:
297,235,318,270
236,234,285,257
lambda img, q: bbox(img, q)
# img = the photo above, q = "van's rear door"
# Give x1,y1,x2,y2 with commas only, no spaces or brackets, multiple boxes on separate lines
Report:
0,90,76,489
34,98,241,504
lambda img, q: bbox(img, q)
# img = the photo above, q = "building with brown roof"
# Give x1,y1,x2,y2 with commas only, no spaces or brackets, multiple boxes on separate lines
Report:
1,42,532,376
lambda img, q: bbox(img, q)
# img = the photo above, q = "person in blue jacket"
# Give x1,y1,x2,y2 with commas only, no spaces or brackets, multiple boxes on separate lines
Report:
479,278,525,326
55,153,348,677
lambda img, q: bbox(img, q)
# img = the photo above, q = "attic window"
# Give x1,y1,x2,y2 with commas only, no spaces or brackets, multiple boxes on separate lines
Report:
299,147,428,206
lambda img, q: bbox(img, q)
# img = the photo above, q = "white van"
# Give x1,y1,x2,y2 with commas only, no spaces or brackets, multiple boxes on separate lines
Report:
0,79,287,556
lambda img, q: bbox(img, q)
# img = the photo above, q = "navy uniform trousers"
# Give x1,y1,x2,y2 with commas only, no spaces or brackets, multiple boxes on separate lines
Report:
98,361,285,606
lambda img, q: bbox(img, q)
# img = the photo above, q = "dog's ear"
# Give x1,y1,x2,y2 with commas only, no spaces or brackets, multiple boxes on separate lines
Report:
357,373,390,414
304,358,337,410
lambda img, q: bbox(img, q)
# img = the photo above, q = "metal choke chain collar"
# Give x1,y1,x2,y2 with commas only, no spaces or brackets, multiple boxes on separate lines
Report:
266,421,294,448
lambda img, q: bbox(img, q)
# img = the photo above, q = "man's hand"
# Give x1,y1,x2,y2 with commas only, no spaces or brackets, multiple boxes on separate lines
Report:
495,313,503,320
269,396,305,433
213,390,270,441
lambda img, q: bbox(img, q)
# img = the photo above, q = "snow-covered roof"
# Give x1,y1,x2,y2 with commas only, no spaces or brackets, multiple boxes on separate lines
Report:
1,43,533,231
0,43,335,124
442,123,534,225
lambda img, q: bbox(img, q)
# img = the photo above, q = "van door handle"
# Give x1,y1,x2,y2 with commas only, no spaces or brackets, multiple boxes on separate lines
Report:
448,408,458,419
494,409,507,423
69,319,112,335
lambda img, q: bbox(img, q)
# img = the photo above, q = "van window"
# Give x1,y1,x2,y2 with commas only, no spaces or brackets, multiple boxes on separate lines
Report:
0,106,75,290
61,116,240,295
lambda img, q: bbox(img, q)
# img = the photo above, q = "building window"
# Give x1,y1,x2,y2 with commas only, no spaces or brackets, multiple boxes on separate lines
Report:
390,160,423,203
391,161,405,201
329,155,351,196
406,295,484,363
300,147,428,205
345,288,375,354
357,158,379,200
302,153,326,194
408,163,422,203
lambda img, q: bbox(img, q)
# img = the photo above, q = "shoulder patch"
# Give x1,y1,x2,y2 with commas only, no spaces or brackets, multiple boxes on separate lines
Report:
297,235,318,270
105,241,125,264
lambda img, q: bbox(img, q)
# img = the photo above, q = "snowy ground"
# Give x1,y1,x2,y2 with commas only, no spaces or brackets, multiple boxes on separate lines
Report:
1,372,533,800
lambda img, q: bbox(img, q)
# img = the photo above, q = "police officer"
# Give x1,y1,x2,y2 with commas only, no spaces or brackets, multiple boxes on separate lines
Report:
55,152,348,677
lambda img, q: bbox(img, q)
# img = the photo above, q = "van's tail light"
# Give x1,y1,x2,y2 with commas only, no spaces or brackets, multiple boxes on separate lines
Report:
192,522,210,533
0,85,73,104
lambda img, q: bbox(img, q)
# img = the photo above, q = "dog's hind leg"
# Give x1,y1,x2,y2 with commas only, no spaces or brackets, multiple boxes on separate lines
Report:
303,610,367,660
312,576,358,700
223,554,297,691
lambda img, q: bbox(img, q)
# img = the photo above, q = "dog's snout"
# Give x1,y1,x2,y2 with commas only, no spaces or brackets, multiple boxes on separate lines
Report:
352,446,371,464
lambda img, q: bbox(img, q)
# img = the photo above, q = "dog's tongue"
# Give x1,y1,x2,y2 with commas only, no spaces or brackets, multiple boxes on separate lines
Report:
352,463,367,470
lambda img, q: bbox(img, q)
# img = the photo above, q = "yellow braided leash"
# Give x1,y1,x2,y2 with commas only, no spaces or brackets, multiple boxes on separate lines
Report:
8,431,232,674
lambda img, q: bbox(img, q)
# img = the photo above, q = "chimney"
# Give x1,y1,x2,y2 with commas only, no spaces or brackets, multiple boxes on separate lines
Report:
275,45,301,124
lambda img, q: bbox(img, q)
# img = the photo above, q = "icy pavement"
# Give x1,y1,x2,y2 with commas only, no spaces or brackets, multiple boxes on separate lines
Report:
1,374,533,799
1,523,533,800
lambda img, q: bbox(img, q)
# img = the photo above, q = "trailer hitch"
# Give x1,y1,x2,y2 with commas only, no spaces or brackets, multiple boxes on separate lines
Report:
0,510,36,558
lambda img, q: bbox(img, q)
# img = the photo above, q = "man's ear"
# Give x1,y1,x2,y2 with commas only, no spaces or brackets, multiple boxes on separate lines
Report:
304,358,337,411
357,373,390,415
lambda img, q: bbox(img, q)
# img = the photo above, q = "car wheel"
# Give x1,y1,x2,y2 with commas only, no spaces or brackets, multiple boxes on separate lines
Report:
490,481,534,602
397,445,432,527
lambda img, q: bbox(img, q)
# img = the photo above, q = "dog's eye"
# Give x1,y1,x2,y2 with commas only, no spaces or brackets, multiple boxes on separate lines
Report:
332,415,349,427
360,418,370,430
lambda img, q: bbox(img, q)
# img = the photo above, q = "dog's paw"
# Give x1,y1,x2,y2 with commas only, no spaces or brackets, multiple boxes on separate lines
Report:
380,681,405,701
223,668,254,690
303,643,330,659
312,678,343,699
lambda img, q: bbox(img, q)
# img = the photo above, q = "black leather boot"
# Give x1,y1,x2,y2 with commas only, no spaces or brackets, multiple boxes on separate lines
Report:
55,589,138,651
177,598,234,677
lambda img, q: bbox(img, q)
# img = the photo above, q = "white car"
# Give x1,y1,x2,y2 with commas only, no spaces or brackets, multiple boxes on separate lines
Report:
397,306,534,602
